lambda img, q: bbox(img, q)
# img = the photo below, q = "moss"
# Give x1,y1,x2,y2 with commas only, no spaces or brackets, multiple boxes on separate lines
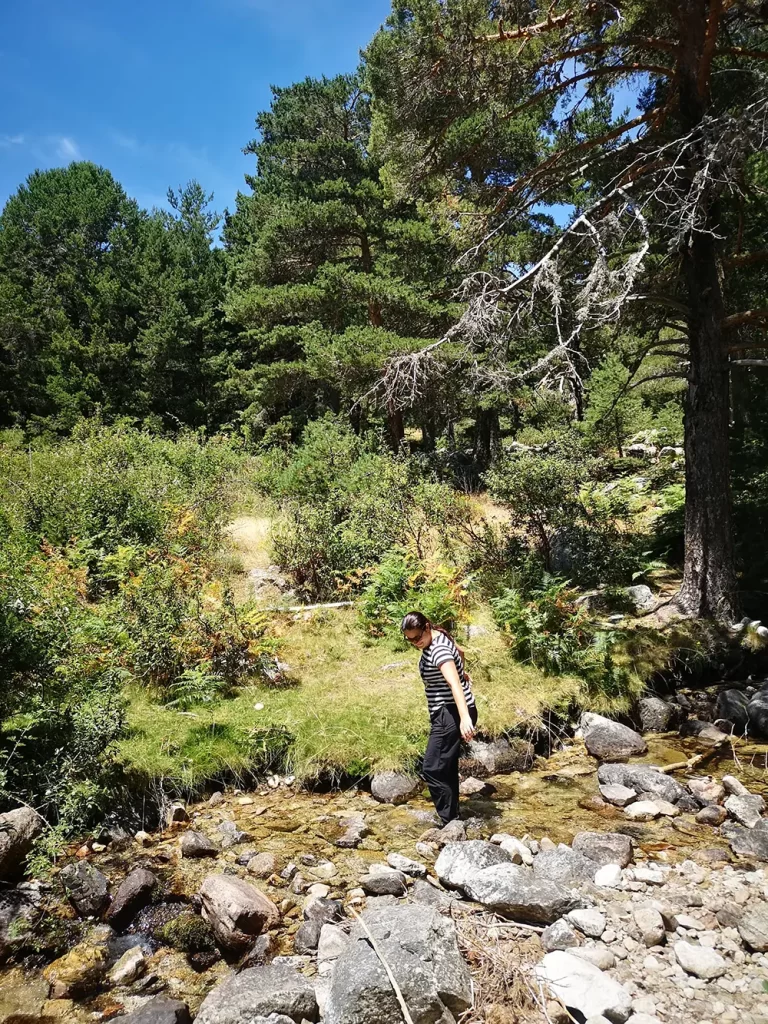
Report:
156,912,216,954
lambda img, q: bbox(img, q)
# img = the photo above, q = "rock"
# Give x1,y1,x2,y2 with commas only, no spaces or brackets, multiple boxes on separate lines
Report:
542,918,581,951
387,852,427,877
208,791,225,807
324,905,471,1024
696,805,727,826
195,964,319,1023
535,951,633,1023
248,853,279,878
0,806,44,882
370,772,421,805
294,919,322,954
673,940,727,979
722,774,750,797
633,907,665,947
465,863,582,924
737,904,768,951
594,864,623,887
597,764,685,803
572,832,633,868
680,719,728,746
420,818,467,846
748,691,768,738
335,814,368,849
599,784,637,807
637,697,677,733
725,792,765,828
581,713,647,762
60,860,110,918
716,689,750,734
624,801,660,822
461,736,534,777
44,938,108,997
167,802,189,825
218,820,253,848
497,835,534,866
304,898,344,924
435,841,512,890
317,923,348,965
181,830,218,858
571,944,615,970
115,995,192,1023
626,586,655,613
568,909,606,938
109,945,146,985
631,865,665,885
675,794,700,814
199,874,280,953
533,847,598,885
688,777,725,806
408,877,456,912
0,886,46,961
105,867,157,929
361,870,407,896
459,776,496,797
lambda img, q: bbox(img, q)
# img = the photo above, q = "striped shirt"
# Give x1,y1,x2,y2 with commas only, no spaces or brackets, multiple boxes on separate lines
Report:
419,631,475,717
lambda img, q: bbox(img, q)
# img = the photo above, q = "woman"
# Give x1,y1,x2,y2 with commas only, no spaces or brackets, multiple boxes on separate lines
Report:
401,611,478,826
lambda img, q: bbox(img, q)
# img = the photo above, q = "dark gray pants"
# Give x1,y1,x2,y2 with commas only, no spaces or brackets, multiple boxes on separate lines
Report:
422,703,478,825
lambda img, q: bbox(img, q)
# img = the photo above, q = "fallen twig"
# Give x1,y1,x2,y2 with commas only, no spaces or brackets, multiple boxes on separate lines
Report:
657,736,729,774
349,908,416,1024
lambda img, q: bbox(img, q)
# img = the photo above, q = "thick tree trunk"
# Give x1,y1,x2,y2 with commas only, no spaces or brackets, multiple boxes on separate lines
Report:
675,0,739,621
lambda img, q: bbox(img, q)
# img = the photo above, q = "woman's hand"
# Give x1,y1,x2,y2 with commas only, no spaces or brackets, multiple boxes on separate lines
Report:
460,715,475,742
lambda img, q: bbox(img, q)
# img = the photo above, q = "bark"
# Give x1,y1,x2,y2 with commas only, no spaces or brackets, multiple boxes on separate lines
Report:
675,0,739,621
472,407,501,467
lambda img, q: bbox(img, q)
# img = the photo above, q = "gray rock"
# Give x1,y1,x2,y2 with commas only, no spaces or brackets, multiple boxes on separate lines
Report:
435,840,511,890
248,853,278,879
0,885,45,961
181,831,218,858
465,863,582,924
722,774,750,797
199,874,280,953
673,940,727,979
317,923,348,965
458,776,496,797
680,719,728,745
748,691,768,739
208,791,225,807
581,713,647,762
60,860,110,918
387,852,427,878
572,831,633,868
324,905,471,1024
419,818,467,846
117,996,192,1023
294,919,322,954
687,776,725,806
303,898,343,925
0,807,44,882
675,794,700,814
626,586,655,613
542,918,581,951
633,906,665,947
737,904,768,951
370,772,421,805
599,784,637,807
533,847,598,885
624,800,660,822
335,814,369,849
167,802,189,825
696,805,727,826
716,689,750,734
535,950,633,1023
597,764,686,804
109,946,146,986
568,909,606,938
462,736,534,777
571,944,615,970
105,868,157,928
195,964,319,1023
360,871,407,896
637,697,677,733
725,792,765,828
218,820,252,848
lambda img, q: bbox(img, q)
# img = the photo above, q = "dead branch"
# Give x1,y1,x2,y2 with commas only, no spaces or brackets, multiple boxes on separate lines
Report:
350,909,416,1024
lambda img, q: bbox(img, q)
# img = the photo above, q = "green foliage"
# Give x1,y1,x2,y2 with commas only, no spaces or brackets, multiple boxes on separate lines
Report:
584,353,651,455
358,548,467,640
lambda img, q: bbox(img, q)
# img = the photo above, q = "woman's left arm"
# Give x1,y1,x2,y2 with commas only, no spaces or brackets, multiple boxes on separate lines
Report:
439,660,476,741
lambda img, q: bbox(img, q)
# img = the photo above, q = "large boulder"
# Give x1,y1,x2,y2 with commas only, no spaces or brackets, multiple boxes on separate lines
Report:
43,936,109,998
195,964,318,1023
435,841,512,890
535,950,632,1023
716,689,750,734
572,831,633,868
199,874,280,953
461,736,535,777
0,884,46,962
60,860,110,918
637,697,678,734
105,868,157,929
725,792,765,828
324,905,472,1024
370,772,421,805
532,847,598,886
114,996,192,1023
625,585,655,613
597,764,686,804
748,692,768,739
0,806,44,881
464,863,582,924
722,819,768,861
581,713,647,762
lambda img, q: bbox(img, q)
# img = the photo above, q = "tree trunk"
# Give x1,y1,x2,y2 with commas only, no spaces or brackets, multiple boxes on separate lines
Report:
675,0,739,621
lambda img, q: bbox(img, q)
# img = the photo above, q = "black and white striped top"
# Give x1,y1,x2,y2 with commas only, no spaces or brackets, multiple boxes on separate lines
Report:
419,631,475,717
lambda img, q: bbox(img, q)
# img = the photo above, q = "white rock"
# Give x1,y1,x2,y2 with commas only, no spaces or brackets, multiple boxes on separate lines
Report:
317,923,348,964
632,866,665,885
571,943,616,970
624,801,661,822
535,951,633,1023
651,800,680,817
498,836,534,866
634,906,665,947
599,784,637,807
722,775,750,797
674,940,727,979
387,852,427,877
594,864,623,888
725,793,765,829
109,947,145,986
307,883,331,899
568,909,606,939
626,1015,663,1024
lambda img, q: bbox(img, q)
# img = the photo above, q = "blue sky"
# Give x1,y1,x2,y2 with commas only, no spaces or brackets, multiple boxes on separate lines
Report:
0,0,392,217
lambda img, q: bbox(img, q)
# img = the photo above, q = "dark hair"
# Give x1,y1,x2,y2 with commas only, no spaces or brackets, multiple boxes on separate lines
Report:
400,611,429,633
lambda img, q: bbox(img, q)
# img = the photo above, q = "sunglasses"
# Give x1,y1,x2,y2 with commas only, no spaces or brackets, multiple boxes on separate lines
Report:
403,629,425,644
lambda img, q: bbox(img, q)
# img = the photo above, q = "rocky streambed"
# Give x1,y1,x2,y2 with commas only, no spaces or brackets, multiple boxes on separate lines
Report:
2,717,768,1024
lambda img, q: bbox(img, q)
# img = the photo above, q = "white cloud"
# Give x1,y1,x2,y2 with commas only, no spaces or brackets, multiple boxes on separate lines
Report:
0,134,25,147
55,136,81,161
111,131,138,150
